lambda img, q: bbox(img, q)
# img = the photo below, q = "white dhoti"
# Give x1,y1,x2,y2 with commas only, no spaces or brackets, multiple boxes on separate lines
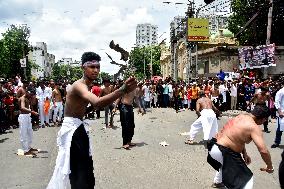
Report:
46,117,92,189
18,114,33,152
38,101,49,126
189,109,218,141
53,101,63,122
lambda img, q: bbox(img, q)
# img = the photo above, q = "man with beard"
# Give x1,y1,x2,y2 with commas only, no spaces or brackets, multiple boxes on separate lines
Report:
207,105,273,188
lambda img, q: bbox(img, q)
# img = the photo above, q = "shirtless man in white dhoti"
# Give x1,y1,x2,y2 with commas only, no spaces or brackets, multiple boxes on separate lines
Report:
185,90,220,144
47,52,137,189
18,90,39,156
52,83,63,126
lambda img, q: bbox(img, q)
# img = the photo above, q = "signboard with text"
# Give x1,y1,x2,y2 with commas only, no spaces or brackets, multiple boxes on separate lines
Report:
187,18,209,42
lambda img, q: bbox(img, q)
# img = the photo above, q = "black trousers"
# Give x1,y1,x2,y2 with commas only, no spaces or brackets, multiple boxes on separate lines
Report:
190,99,197,111
280,151,284,189
69,124,95,189
120,104,135,145
263,120,269,132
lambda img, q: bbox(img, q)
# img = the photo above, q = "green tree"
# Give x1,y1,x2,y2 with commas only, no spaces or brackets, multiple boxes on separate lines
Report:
228,0,284,46
129,45,161,79
100,72,112,80
0,25,31,79
51,63,83,82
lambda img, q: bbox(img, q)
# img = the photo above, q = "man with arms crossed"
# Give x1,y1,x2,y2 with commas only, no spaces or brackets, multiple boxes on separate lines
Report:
207,105,273,188
47,52,137,189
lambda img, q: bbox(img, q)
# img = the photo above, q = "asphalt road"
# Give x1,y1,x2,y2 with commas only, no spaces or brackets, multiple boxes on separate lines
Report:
0,108,282,189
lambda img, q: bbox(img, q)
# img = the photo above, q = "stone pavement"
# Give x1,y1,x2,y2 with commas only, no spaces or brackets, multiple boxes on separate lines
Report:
0,108,282,189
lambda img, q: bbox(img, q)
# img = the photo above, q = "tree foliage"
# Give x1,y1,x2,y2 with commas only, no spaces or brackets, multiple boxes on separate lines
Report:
100,72,112,80
0,25,31,79
228,0,284,46
129,45,161,79
51,63,83,82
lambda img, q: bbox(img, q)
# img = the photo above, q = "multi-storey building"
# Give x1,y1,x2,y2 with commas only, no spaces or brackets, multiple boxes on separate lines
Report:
160,41,171,79
28,42,55,79
136,23,158,47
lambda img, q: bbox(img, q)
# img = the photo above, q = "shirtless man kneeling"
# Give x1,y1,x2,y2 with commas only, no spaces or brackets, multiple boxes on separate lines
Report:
207,105,273,188
47,52,137,189
185,91,220,144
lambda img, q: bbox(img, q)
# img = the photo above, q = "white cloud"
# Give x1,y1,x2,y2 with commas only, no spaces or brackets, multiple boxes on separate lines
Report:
0,0,204,74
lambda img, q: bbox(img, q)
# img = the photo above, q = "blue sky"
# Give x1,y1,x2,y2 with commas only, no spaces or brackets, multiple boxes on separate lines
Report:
0,0,205,74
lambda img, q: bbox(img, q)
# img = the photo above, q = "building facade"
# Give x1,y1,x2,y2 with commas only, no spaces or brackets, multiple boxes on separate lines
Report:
28,42,55,79
160,42,171,79
136,23,158,47
170,16,187,80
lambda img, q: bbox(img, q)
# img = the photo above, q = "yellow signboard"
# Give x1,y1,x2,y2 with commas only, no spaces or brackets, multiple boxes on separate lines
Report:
187,18,209,42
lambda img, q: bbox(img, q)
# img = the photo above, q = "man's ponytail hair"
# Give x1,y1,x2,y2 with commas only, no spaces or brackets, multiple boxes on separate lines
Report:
251,104,271,119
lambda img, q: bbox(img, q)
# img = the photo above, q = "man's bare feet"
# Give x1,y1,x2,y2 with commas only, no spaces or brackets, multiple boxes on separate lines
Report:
122,145,131,150
24,151,36,157
185,140,195,145
30,148,39,153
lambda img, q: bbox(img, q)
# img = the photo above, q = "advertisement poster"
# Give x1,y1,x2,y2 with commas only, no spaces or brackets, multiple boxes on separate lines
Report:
239,44,275,70
187,18,209,42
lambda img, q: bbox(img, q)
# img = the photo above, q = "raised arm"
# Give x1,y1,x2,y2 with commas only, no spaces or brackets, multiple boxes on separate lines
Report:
77,77,137,109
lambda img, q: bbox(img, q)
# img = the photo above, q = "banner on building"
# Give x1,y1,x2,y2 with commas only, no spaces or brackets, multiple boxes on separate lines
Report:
187,18,209,42
20,58,26,68
238,43,276,70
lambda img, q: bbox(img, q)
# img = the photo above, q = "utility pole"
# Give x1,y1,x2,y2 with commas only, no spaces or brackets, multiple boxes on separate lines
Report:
263,0,273,79
143,46,146,79
150,46,153,79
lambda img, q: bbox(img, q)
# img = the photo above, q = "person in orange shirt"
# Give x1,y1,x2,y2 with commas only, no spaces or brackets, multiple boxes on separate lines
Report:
190,82,200,111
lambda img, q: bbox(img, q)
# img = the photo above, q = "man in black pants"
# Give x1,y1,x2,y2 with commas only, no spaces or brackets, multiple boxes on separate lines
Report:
113,88,140,150
47,52,137,189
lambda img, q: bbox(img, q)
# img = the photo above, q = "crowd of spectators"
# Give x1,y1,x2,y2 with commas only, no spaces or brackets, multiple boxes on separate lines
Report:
0,70,283,134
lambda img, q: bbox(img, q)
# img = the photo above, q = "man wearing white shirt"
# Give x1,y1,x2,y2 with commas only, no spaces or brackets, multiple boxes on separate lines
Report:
219,81,228,111
230,82,238,110
142,82,151,109
271,85,284,148
36,81,51,128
